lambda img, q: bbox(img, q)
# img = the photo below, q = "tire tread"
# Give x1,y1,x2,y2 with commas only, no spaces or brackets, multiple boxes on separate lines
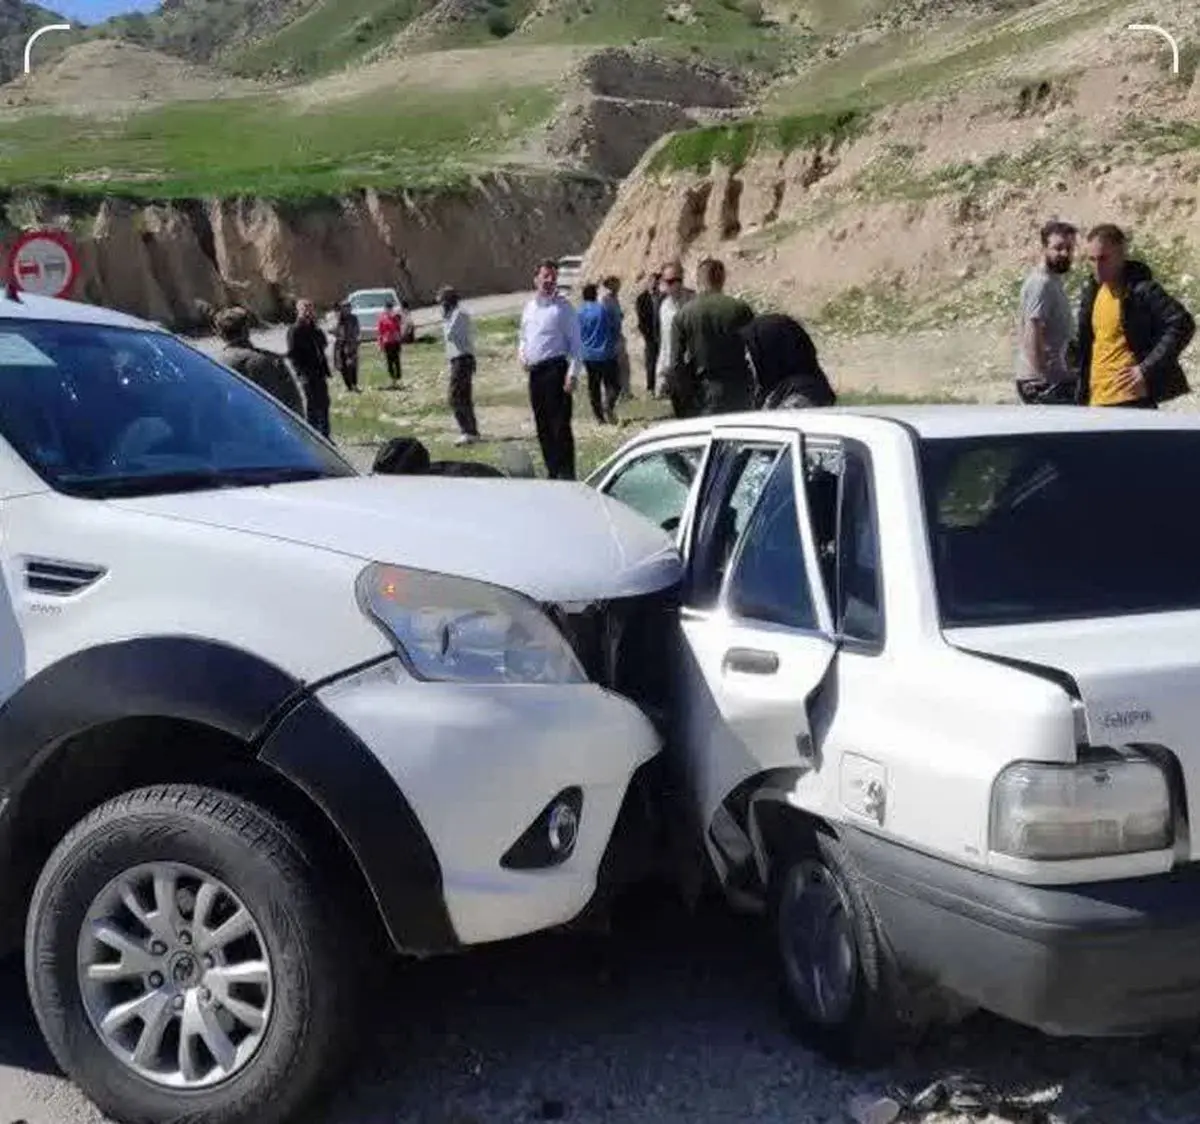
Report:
26,782,362,1124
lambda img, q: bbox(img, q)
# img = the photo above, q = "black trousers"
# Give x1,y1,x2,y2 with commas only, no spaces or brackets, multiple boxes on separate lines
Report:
643,340,659,394
449,354,479,436
338,356,358,392
383,342,401,384
304,376,330,437
584,358,620,423
528,357,575,480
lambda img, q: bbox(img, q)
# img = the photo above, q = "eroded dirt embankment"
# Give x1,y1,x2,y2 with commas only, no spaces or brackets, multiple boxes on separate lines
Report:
582,29,1200,315
6,172,613,329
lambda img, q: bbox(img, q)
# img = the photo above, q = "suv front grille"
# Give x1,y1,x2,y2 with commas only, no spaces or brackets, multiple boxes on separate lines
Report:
548,585,680,718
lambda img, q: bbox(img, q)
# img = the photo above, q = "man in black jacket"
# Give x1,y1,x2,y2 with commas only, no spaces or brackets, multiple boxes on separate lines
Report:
286,298,333,437
742,311,837,409
634,270,662,396
214,306,305,416
1076,223,1195,408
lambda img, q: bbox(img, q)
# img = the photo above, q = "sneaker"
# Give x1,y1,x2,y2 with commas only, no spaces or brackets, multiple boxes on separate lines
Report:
454,433,479,446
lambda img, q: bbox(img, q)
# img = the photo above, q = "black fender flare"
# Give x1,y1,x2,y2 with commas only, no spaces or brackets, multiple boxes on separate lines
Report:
0,636,301,794
257,694,459,956
0,637,459,956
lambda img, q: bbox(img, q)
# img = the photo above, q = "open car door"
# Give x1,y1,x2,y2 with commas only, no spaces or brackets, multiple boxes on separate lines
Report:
672,424,837,878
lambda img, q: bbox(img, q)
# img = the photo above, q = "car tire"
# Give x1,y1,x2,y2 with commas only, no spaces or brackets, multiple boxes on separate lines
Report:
771,831,902,1067
26,783,363,1124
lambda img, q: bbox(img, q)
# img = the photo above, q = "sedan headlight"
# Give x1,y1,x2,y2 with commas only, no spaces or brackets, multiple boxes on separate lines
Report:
990,755,1172,860
356,563,587,685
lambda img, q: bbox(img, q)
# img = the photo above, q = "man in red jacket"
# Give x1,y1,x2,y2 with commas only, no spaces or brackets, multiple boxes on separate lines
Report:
377,297,405,389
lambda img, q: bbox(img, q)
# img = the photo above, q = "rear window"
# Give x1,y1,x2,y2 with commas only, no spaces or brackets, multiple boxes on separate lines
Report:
919,430,1200,626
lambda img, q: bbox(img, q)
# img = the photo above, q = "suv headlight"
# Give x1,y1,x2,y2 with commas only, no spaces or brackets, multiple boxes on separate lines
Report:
989,755,1172,860
356,563,587,685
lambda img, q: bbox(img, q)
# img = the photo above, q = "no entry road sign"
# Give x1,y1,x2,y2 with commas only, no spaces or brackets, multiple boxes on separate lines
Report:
8,230,79,299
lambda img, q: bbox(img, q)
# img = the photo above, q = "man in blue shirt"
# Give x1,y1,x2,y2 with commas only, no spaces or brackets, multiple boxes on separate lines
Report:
578,282,621,424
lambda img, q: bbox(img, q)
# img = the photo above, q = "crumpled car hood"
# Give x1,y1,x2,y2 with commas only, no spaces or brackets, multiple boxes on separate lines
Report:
110,474,682,603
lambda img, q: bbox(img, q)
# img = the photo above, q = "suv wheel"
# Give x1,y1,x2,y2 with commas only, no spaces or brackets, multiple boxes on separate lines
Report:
27,784,362,1124
772,833,901,1066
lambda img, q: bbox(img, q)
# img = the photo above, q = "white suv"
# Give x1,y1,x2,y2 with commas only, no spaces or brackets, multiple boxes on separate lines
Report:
590,407,1200,1062
0,292,680,1124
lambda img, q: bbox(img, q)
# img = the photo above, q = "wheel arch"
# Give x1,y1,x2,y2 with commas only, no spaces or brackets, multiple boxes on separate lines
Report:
0,638,457,959
710,767,839,901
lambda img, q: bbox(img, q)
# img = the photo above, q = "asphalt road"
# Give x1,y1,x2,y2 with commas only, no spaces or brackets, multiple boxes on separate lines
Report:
187,290,536,360
4,890,1200,1124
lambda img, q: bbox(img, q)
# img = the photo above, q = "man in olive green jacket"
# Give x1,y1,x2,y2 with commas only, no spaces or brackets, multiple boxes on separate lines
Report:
214,306,305,417
669,257,756,416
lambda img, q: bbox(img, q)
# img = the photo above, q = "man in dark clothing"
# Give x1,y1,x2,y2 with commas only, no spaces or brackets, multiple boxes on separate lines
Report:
214,305,305,416
1076,223,1195,408
287,298,333,437
742,312,837,409
670,257,756,416
635,271,662,396
332,302,361,393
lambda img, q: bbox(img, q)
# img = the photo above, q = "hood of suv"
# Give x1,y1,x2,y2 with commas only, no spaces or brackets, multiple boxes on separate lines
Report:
110,475,682,603
949,612,1200,857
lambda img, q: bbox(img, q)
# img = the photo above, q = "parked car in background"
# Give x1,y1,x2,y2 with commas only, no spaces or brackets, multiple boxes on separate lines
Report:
0,291,682,1124
334,287,402,341
556,254,583,294
590,406,1200,1062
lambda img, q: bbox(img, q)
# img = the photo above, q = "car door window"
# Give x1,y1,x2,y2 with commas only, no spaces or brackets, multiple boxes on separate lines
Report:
837,448,884,646
604,444,706,532
686,441,783,609
725,449,817,630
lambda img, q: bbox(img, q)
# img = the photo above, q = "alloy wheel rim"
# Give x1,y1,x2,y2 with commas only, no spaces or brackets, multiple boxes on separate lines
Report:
76,861,274,1089
779,859,858,1026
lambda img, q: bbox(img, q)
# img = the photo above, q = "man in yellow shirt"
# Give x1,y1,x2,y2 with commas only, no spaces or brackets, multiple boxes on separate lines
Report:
1077,223,1195,408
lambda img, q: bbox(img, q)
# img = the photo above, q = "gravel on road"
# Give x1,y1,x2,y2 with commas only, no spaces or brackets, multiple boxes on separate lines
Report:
2,892,1199,1124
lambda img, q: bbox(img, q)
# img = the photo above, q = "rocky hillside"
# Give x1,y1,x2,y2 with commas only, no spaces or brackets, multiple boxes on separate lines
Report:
5,172,612,329
583,0,1200,389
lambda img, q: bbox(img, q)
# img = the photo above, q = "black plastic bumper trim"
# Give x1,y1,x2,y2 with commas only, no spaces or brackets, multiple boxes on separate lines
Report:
258,695,459,956
843,825,1200,1036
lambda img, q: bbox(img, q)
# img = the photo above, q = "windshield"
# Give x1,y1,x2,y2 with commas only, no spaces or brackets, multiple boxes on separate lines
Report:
350,292,392,311
0,319,355,498
919,430,1200,627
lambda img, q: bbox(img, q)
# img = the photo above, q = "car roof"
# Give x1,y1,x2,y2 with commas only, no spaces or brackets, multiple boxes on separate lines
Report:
348,288,395,298
0,290,157,331
632,404,1200,443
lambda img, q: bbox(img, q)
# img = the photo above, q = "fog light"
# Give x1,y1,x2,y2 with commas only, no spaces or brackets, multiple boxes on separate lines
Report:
500,786,584,870
547,800,579,854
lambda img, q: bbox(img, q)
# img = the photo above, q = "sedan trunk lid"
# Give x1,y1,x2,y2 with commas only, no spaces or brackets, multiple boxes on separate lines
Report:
948,611,1200,857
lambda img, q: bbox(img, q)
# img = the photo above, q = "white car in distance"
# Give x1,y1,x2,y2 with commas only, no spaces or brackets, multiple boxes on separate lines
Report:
0,291,680,1124
589,406,1200,1061
336,286,402,341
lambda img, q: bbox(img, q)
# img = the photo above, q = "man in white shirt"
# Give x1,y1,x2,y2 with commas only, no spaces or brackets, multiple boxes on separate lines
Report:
518,258,583,479
439,286,479,444
655,259,694,415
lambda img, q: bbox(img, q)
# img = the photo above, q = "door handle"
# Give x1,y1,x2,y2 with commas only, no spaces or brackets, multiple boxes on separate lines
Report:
723,647,779,675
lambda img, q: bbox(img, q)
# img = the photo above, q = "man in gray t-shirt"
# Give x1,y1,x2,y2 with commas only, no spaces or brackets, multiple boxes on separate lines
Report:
1015,220,1077,403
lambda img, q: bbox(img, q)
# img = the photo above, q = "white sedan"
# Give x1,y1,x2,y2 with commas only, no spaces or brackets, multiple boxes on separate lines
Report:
335,287,403,341
589,405,1200,1061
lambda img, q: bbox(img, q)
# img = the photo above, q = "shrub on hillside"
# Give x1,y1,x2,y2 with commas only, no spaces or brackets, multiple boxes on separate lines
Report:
486,9,514,36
